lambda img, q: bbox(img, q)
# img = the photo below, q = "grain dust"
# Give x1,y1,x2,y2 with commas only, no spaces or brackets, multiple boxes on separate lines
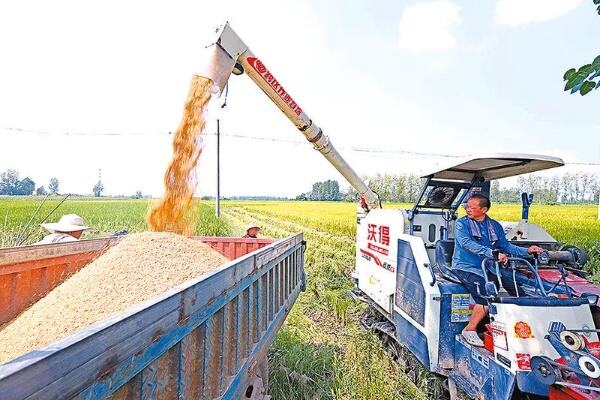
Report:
147,76,214,235
0,232,228,364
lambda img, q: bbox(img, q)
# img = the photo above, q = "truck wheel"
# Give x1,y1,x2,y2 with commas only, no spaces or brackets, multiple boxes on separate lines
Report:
243,358,270,400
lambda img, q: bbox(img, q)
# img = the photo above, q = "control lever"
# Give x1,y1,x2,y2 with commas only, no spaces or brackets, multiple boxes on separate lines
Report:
492,250,510,297
538,250,550,265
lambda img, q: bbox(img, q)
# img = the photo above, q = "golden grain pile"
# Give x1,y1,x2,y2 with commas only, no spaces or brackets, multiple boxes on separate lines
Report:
147,76,214,236
0,232,228,364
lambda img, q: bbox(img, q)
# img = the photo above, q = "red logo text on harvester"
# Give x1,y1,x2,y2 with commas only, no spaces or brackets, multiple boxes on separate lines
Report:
367,224,390,248
246,57,303,116
366,224,390,256
360,223,394,272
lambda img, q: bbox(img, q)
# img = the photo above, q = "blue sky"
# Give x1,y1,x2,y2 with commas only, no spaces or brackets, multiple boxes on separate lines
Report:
307,0,599,161
0,0,598,196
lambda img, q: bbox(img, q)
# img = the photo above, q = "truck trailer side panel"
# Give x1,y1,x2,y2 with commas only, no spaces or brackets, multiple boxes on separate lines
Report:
0,234,305,400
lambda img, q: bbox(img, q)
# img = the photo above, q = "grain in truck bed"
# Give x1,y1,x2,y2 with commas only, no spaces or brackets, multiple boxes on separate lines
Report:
0,233,304,400
0,232,229,364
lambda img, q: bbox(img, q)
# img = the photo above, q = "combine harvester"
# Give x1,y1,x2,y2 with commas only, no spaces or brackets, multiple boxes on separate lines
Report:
195,23,600,399
354,156,600,399
1,21,598,399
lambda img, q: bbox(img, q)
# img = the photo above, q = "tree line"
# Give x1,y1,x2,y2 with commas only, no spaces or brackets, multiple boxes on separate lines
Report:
0,169,60,196
0,168,109,197
337,174,424,203
296,179,342,201
301,171,600,204
492,172,600,204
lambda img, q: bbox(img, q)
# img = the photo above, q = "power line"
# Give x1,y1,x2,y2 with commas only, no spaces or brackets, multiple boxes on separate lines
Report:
2,125,599,166
563,162,600,166
0,125,454,157
0,126,167,136
211,131,458,158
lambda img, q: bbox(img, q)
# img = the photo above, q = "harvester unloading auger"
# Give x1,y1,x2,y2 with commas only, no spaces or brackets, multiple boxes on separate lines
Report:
201,22,600,400
198,22,380,212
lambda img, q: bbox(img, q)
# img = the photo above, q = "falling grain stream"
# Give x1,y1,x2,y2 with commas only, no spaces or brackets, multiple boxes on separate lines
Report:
147,76,214,236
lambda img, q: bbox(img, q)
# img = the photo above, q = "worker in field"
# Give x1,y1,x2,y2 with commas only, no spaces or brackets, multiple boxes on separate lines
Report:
452,194,544,347
36,214,89,244
243,223,261,239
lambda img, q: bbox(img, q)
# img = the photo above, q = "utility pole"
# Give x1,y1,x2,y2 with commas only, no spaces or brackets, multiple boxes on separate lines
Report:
216,119,221,217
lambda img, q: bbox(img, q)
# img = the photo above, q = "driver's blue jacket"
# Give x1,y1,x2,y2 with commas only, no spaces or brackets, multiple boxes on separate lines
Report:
451,215,529,277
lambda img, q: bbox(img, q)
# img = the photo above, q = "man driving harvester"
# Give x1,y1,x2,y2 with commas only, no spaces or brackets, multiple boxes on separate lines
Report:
452,194,544,347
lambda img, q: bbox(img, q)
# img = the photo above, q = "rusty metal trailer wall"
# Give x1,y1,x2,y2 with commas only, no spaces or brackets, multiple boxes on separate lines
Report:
0,237,273,326
0,234,305,400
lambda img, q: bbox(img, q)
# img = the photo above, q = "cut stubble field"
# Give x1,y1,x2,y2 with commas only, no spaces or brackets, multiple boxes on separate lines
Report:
1,197,599,399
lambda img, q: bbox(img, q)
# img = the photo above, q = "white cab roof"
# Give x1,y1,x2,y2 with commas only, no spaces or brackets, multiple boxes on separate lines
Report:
422,153,564,181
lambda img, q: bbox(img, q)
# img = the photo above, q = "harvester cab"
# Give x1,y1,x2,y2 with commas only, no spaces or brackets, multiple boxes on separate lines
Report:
354,154,600,399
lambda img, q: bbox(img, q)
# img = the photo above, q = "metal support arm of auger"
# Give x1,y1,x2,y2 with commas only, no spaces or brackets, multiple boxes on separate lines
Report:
198,22,381,211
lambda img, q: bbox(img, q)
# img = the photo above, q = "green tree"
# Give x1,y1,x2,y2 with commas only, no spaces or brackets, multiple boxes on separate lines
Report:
305,180,341,201
48,178,60,194
93,180,104,197
35,185,48,196
15,177,35,195
326,180,341,201
341,185,358,202
295,192,308,201
563,1,600,96
0,169,20,195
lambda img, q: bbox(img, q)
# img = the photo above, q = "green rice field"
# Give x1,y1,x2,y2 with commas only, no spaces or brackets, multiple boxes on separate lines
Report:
1,197,599,399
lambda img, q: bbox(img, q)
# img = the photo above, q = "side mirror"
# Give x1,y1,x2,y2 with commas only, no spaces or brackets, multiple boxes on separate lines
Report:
485,282,498,298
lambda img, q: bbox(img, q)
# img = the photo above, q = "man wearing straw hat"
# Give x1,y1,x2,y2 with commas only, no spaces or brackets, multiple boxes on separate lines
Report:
242,223,261,239
36,214,90,244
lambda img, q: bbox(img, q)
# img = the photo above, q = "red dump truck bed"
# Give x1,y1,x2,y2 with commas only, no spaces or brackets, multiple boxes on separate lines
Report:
0,234,305,400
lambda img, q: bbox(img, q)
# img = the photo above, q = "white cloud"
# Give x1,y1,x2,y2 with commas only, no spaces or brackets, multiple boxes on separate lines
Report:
496,0,584,27
398,0,462,51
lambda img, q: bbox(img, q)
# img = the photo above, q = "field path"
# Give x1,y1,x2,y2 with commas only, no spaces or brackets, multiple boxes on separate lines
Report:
223,204,426,400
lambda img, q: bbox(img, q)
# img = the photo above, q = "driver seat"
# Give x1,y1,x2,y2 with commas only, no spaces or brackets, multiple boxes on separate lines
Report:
435,240,462,284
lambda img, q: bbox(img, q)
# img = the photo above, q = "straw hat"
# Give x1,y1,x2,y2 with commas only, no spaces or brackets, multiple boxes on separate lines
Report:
42,214,89,232
245,223,261,232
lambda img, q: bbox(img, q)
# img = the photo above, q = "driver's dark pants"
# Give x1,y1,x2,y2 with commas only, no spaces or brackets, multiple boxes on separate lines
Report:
452,269,526,305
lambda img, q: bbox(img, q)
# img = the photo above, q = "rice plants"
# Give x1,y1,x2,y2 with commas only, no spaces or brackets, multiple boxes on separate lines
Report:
0,197,229,247
2,197,598,399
